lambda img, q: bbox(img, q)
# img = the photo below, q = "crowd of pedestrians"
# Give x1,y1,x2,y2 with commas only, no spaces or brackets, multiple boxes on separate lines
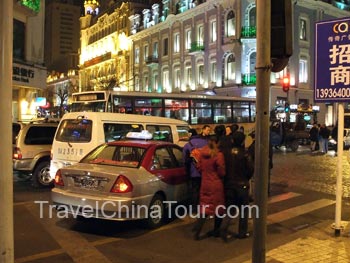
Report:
183,124,256,242
309,122,342,154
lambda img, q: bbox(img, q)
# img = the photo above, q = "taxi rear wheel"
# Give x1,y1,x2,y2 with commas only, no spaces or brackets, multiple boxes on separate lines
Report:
145,194,165,229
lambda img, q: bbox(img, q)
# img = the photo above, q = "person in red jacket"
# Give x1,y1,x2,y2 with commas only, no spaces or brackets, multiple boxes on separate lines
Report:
192,135,226,240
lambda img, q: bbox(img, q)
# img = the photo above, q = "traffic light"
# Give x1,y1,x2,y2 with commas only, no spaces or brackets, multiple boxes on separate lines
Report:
271,0,293,72
282,76,290,92
284,102,290,113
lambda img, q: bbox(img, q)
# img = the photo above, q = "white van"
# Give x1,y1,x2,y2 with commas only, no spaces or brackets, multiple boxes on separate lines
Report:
49,112,190,180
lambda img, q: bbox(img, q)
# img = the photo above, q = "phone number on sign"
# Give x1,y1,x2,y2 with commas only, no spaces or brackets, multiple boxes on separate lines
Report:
316,88,350,99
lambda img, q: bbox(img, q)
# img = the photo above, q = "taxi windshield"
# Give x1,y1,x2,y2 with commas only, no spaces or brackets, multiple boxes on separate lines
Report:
81,144,146,168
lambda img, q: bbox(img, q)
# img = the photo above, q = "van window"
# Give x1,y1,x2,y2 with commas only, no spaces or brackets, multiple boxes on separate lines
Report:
104,123,142,142
146,125,172,142
177,126,190,141
56,119,92,142
24,126,57,145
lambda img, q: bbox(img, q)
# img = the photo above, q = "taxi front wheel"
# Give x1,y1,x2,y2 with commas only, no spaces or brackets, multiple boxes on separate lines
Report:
145,194,165,229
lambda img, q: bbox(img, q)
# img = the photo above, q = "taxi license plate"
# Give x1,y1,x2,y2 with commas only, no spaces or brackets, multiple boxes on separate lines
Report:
76,178,100,189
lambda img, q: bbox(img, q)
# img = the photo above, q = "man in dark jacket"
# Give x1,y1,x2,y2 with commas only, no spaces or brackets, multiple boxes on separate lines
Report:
309,123,319,152
220,131,254,241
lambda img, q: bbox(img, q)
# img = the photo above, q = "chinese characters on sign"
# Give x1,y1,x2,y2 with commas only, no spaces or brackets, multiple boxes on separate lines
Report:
315,18,350,102
13,66,35,83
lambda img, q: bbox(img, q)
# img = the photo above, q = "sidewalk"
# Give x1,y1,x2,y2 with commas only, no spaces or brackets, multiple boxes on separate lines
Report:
239,220,350,263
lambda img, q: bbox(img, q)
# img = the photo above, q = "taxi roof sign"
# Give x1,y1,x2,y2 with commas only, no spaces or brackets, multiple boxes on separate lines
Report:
126,130,153,140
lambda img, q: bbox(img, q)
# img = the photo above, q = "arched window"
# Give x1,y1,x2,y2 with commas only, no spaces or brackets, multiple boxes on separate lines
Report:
249,52,256,73
249,7,256,27
225,54,236,80
226,11,235,37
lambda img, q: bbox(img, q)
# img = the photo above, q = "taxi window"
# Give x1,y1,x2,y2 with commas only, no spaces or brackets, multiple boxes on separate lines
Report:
153,147,176,169
56,119,92,142
81,144,146,168
169,146,184,167
104,123,143,142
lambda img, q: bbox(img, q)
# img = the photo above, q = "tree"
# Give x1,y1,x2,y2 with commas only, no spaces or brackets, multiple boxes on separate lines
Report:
46,78,78,118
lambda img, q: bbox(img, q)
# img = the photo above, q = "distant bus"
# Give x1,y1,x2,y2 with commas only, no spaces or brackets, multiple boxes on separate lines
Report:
70,90,256,132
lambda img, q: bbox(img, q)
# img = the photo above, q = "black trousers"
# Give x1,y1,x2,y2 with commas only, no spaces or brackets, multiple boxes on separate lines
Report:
190,177,201,207
221,185,250,237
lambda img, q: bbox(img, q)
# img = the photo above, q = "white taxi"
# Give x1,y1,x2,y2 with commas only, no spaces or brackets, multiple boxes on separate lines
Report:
51,132,189,228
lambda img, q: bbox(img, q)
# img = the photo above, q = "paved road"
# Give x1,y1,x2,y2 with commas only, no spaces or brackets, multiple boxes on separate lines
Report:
13,146,350,263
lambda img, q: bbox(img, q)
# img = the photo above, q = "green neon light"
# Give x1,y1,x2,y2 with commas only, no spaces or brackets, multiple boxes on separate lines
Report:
20,0,40,13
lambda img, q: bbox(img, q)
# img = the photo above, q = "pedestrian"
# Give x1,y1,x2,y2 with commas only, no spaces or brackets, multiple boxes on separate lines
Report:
192,135,225,240
220,131,254,241
201,124,211,138
319,124,330,154
183,127,209,208
309,123,319,152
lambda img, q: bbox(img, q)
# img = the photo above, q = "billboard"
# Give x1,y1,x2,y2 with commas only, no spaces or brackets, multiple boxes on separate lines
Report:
315,18,350,102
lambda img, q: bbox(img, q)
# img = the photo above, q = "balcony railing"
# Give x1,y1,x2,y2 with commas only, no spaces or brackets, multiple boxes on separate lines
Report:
242,73,257,85
189,42,205,53
145,56,159,65
241,26,257,38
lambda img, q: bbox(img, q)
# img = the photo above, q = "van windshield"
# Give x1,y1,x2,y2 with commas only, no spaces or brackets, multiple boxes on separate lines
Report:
56,119,92,142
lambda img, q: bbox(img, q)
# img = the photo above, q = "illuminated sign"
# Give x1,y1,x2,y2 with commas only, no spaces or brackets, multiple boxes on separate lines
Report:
20,0,40,13
77,95,98,101
35,97,46,106
13,65,35,83
83,52,112,67
315,18,350,102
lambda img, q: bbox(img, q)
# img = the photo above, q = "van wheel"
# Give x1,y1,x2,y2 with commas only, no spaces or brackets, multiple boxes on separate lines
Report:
145,194,165,229
33,161,53,187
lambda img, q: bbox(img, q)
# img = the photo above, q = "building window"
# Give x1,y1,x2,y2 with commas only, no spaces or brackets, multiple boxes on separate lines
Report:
211,62,217,83
135,76,140,91
13,19,25,60
163,70,170,92
144,45,149,61
153,42,158,58
225,54,235,80
135,48,140,64
186,66,192,86
226,11,235,37
249,7,256,27
249,52,256,73
197,25,204,44
174,33,180,53
163,38,168,56
154,74,159,92
299,18,307,41
174,68,181,89
186,30,191,50
198,65,204,85
299,57,308,83
211,20,217,42
144,75,149,92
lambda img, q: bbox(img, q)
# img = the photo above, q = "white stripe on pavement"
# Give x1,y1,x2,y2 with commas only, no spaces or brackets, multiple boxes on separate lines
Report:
267,199,335,224
268,192,302,204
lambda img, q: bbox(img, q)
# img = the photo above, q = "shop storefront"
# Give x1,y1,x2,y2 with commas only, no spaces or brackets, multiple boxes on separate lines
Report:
12,62,47,122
